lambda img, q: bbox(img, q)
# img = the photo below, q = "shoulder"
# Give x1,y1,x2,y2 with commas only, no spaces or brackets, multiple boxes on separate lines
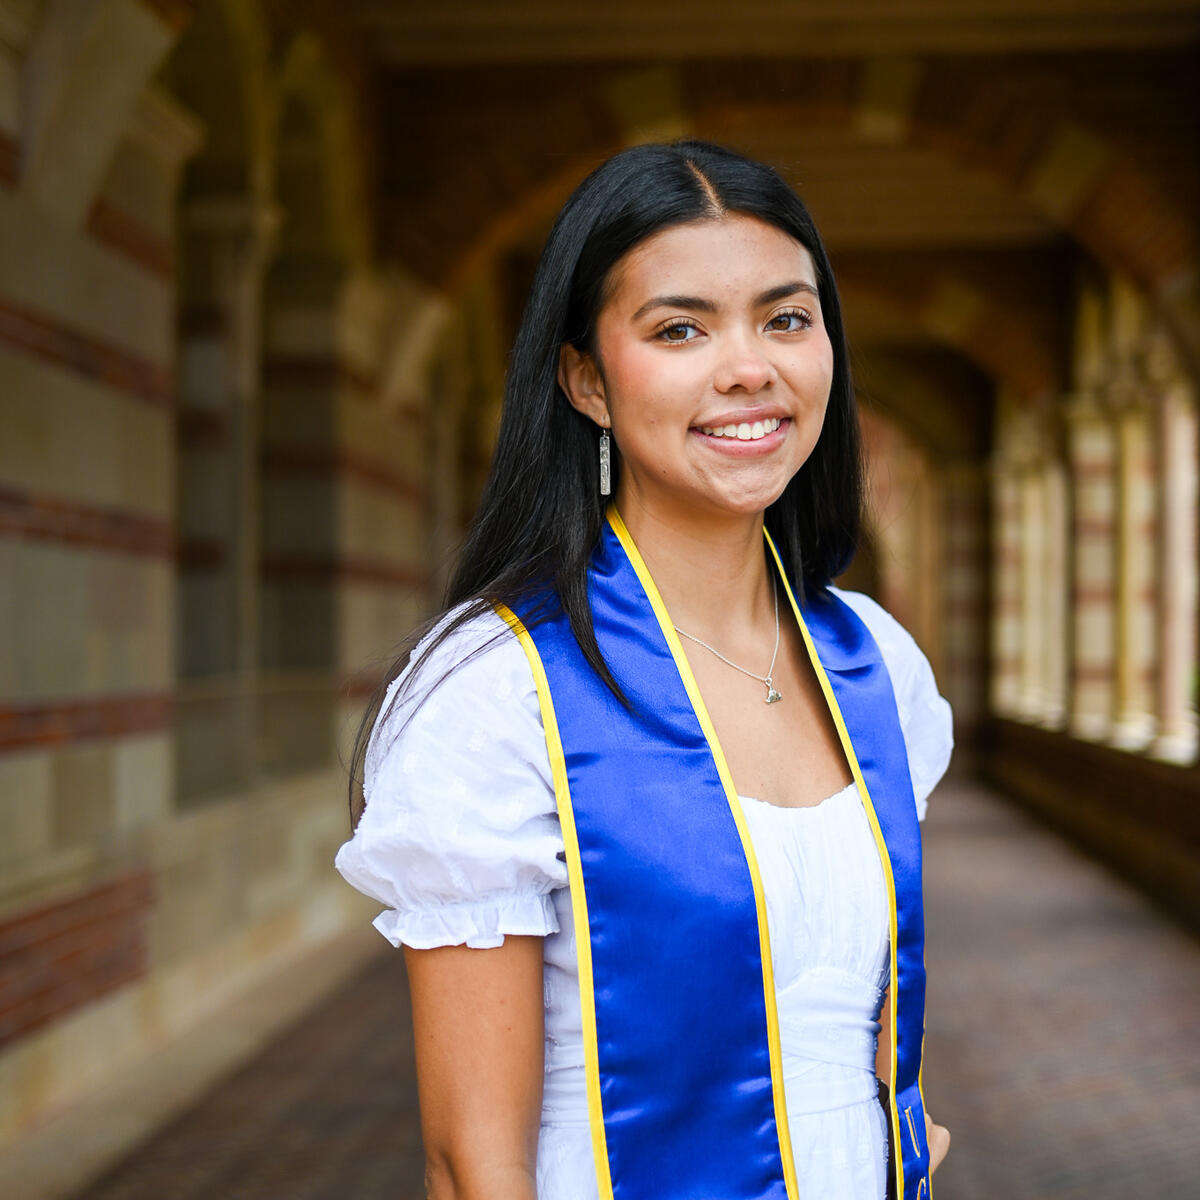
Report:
364,601,537,791
358,599,554,852
826,585,954,819
827,585,921,662
826,585,937,703
337,600,565,950
384,600,530,706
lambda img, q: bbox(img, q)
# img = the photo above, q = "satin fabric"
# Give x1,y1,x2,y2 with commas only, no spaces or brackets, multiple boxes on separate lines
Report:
507,511,930,1200
780,564,931,1199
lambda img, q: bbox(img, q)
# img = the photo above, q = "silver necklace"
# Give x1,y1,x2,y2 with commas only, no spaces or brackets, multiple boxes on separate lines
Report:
673,581,783,704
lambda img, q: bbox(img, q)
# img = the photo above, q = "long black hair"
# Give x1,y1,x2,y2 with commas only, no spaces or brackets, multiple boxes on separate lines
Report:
347,139,864,823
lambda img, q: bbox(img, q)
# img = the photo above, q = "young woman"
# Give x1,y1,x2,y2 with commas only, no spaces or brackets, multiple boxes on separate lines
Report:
336,140,953,1200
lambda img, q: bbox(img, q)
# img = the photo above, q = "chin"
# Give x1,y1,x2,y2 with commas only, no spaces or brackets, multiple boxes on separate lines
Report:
705,486,789,517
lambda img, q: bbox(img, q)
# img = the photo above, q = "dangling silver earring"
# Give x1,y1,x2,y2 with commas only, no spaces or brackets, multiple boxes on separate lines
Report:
599,427,611,497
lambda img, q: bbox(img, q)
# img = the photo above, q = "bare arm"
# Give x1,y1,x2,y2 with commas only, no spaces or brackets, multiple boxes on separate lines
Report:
874,989,950,1176
404,935,546,1200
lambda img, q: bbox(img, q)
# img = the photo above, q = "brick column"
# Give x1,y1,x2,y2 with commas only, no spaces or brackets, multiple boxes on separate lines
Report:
1040,456,1071,727
1109,372,1158,751
1011,438,1070,728
1017,460,1047,721
427,349,467,602
940,460,987,737
1148,333,1199,763
989,455,1022,719
1065,390,1117,740
176,197,279,801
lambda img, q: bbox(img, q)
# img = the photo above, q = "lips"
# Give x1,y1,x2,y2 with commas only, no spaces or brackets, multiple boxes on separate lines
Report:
690,416,792,453
697,416,782,442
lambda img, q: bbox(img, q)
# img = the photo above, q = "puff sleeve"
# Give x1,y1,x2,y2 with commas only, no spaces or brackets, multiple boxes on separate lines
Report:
828,586,954,821
334,607,567,949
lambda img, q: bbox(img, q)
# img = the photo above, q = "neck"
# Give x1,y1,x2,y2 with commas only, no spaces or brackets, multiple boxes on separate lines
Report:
615,491,775,639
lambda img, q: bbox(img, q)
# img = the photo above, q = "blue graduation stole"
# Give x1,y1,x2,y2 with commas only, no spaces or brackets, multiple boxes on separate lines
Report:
499,508,932,1200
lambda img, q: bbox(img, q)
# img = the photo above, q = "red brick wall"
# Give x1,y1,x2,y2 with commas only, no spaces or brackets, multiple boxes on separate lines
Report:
0,871,155,1049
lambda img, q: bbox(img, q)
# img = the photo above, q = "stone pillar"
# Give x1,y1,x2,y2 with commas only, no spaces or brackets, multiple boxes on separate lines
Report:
921,465,943,658
1064,391,1117,740
989,455,1022,719
1017,460,1046,721
997,398,1068,729
1011,436,1070,729
1148,333,1199,763
1040,456,1071,727
176,197,279,801
257,253,348,780
1109,372,1158,750
940,460,987,736
427,342,468,602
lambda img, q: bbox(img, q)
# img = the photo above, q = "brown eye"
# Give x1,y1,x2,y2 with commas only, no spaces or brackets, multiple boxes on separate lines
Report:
657,320,700,343
767,308,813,332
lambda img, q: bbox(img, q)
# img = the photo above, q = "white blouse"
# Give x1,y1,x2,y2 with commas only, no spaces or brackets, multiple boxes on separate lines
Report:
335,585,954,1200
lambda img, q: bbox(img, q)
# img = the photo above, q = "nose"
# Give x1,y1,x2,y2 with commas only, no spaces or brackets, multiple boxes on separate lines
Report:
712,330,777,394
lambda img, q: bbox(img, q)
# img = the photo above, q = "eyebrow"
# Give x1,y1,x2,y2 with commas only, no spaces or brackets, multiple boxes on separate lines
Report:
631,281,819,322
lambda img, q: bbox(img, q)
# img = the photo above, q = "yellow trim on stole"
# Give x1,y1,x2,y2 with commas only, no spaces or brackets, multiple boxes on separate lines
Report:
495,602,614,1200
607,508,802,1200
763,530,910,1200
499,515,921,1197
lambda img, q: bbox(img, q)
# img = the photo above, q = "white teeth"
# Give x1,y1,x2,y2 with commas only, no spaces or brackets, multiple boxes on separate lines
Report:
699,417,783,440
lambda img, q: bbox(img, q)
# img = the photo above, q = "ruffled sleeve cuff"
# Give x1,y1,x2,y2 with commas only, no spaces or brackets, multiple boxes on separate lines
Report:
371,891,560,951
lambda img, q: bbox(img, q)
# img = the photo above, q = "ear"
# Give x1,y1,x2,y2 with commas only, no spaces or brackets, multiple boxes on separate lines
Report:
557,343,610,428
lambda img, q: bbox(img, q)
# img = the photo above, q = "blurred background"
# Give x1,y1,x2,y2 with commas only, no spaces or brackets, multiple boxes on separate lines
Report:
1,1,1198,1197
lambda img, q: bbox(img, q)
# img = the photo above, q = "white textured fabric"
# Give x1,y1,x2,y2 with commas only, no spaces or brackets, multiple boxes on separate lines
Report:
828,585,952,823
536,783,895,1200
334,588,954,1199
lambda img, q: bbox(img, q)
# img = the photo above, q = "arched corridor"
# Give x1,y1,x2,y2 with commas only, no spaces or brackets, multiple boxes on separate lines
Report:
1,2,1198,1195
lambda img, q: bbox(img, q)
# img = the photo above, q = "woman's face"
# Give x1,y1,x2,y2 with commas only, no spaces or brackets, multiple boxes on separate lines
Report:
560,214,835,527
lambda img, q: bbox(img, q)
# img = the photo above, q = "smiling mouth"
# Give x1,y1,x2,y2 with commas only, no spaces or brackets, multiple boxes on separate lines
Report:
696,416,784,442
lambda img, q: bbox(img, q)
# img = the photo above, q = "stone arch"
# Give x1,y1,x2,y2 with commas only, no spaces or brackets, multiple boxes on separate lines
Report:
837,266,1063,404
166,0,273,203
20,0,185,225
714,63,1199,375
858,404,943,630
406,59,1197,376
270,32,371,271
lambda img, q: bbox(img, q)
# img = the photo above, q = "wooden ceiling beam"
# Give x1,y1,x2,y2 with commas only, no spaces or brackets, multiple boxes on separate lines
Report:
352,1,1200,63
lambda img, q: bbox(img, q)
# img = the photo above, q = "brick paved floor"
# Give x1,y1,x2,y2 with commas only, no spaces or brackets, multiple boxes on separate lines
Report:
921,780,1200,1199
66,945,424,1200
72,779,1200,1199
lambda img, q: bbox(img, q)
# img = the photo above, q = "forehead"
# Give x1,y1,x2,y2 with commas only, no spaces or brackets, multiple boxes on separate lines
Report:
603,214,818,310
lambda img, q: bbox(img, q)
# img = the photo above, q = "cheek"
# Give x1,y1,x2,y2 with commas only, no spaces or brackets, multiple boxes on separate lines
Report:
796,337,835,399
812,328,836,377
604,345,692,429
604,340,661,395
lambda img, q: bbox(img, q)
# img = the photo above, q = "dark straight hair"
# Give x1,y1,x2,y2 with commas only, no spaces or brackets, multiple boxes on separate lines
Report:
348,139,865,823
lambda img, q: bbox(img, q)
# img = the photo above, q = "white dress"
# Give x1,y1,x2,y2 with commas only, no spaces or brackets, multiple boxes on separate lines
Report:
335,586,954,1200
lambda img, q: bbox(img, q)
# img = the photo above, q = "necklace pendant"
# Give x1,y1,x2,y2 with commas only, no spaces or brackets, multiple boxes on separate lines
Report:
765,681,782,704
